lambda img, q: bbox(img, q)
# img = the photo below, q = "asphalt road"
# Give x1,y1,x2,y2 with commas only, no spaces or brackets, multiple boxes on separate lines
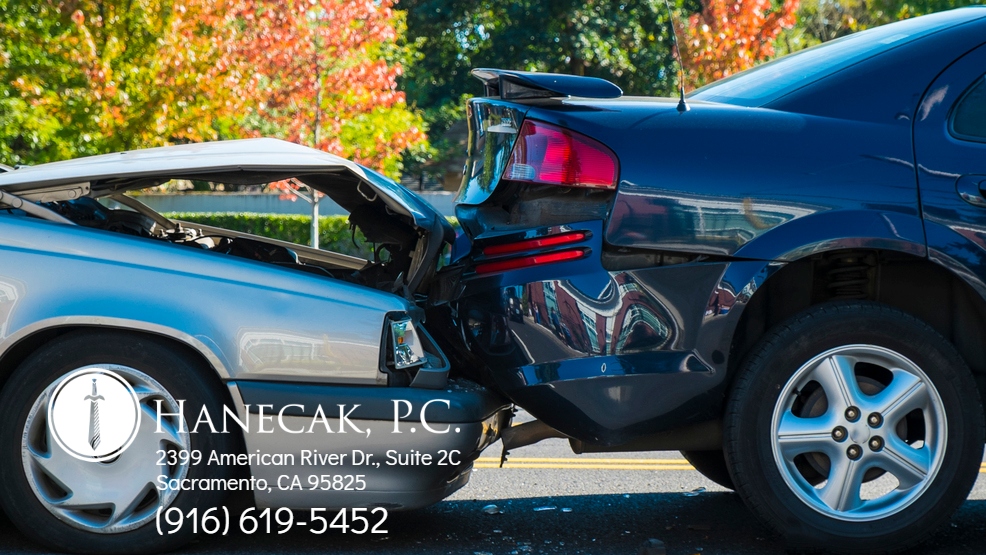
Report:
3,435,986,555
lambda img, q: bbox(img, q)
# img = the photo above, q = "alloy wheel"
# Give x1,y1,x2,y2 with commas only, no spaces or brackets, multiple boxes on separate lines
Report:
770,344,946,521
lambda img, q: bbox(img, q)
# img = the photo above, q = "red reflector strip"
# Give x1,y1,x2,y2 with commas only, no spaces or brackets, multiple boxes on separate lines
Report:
482,232,587,257
475,249,586,275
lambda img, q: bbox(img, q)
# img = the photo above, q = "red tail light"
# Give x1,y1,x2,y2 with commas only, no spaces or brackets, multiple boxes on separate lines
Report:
475,249,587,274
504,120,618,189
482,231,587,257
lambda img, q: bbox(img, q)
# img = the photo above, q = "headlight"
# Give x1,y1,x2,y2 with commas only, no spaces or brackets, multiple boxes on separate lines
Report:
390,318,426,369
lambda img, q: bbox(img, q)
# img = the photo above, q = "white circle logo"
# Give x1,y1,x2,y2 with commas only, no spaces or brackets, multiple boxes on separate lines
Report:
47,368,141,462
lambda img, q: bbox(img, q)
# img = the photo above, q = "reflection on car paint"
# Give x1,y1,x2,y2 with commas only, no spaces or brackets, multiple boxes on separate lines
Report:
457,101,527,204
518,274,677,359
237,330,378,379
454,255,782,443
610,185,821,256
0,278,21,337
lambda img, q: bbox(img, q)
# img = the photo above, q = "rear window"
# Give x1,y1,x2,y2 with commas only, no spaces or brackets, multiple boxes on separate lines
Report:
689,11,976,107
951,76,986,142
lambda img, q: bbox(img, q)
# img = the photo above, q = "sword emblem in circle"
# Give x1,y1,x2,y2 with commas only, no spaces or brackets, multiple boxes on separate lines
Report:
83,378,105,451
47,367,141,462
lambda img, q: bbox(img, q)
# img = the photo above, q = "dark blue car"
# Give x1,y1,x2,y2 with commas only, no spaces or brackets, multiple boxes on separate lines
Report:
435,7,986,553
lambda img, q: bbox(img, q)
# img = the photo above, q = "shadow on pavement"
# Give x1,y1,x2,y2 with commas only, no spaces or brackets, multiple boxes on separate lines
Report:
1,494,985,555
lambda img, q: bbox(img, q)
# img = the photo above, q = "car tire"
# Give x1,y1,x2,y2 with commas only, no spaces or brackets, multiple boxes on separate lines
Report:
680,450,734,490
0,330,235,554
724,301,984,554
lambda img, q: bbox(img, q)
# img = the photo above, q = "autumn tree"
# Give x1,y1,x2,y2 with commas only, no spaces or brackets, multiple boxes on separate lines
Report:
680,0,800,87
182,0,427,177
0,0,426,179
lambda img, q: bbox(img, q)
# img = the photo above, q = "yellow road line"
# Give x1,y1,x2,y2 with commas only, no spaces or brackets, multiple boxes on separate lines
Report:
475,464,695,470
474,457,696,470
476,457,689,464
472,459,986,472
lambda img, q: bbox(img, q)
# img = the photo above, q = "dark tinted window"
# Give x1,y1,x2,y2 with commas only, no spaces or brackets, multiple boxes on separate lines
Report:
952,76,986,141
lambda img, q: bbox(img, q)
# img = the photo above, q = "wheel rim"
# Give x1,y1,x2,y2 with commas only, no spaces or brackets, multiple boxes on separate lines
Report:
770,344,947,522
22,364,190,534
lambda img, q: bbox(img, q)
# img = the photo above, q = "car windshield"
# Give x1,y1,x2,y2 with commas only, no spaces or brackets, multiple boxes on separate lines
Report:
689,9,980,107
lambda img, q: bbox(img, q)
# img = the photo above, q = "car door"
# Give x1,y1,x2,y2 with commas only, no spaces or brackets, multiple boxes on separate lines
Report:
914,43,986,295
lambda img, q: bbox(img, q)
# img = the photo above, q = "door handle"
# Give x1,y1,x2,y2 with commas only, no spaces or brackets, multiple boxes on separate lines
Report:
956,175,986,207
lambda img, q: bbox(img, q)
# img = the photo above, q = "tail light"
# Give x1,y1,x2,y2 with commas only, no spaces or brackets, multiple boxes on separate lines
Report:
504,120,618,189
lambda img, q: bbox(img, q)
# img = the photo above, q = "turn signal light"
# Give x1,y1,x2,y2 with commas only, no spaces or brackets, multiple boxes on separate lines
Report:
390,318,425,369
482,231,587,257
503,120,618,189
474,248,586,275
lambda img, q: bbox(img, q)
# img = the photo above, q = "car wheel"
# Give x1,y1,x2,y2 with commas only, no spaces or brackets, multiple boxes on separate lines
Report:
680,450,734,490
724,301,984,554
0,330,235,554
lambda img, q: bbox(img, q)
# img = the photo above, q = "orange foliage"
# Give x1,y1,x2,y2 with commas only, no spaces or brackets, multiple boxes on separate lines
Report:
680,0,799,88
163,0,425,175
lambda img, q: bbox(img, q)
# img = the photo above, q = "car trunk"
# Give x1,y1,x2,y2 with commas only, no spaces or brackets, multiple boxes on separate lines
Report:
453,69,625,243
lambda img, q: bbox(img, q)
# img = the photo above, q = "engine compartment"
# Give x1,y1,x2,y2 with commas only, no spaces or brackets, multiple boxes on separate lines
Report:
45,196,418,293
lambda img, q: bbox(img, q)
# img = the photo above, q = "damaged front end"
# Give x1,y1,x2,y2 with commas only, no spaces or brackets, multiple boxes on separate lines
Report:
0,138,512,511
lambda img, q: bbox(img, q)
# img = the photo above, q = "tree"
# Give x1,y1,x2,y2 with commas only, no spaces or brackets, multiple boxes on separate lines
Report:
398,0,680,185
0,0,181,164
186,0,426,177
776,0,982,56
401,0,679,107
0,0,426,179
680,0,800,87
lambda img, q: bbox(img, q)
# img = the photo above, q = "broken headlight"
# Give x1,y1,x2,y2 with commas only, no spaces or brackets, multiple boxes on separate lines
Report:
390,318,426,369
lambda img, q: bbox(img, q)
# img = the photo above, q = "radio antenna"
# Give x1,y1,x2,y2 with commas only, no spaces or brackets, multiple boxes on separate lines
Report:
661,0,690,113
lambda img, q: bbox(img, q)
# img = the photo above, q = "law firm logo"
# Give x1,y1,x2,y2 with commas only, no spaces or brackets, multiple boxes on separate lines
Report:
48,367,141,462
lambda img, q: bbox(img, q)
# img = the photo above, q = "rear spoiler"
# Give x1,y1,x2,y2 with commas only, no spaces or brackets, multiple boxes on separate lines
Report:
471,68,622,100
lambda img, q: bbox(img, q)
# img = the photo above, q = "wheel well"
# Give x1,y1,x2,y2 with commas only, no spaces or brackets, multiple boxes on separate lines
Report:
731,249,986,401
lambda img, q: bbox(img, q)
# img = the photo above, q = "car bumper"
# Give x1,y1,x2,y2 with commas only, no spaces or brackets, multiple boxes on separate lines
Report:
226,379,511,510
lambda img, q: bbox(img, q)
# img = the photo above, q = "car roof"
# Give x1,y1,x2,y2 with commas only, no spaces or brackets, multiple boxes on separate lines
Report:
0,138,364,194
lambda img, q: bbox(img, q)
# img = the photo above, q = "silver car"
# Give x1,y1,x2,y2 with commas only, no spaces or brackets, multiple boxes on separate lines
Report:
0,138,510,553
